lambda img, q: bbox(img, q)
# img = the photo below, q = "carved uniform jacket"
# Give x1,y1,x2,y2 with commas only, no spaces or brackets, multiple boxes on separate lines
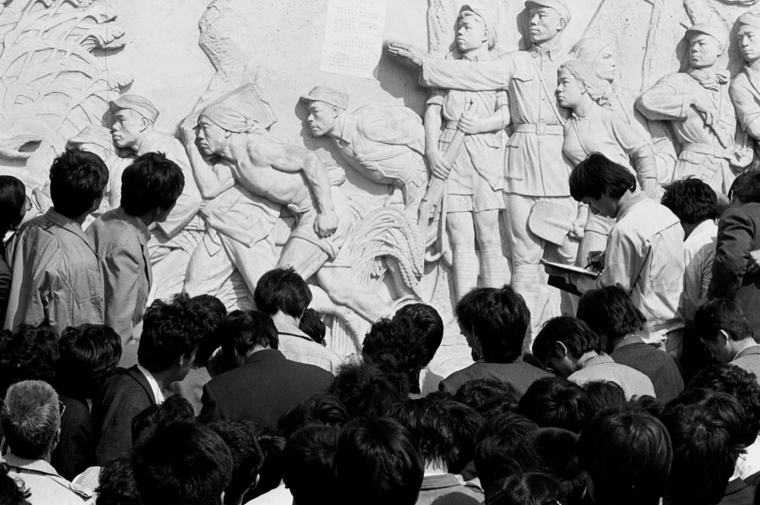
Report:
87,208,152,345
730,69,760,138
4,209,104,335
421,44,571,197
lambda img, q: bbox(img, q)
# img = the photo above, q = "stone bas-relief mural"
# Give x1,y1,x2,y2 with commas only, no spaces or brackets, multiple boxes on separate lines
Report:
5,0,760,366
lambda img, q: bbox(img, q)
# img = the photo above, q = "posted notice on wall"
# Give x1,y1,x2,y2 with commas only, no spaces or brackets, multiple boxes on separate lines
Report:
320,0,388,80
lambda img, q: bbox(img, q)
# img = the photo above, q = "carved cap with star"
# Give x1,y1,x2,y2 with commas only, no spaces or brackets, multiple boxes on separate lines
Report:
524,0,571,24
685,23,728,45
300,86,349,110
109,94,159,123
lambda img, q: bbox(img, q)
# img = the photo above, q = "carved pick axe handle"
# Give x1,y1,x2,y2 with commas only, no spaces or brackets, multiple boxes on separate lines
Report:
418,101,476,262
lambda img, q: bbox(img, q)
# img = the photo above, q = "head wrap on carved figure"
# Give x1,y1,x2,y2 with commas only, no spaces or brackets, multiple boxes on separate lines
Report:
737,11,760,31
524,0,571,24
109,94,159,123
559,60,611,108
458,2,497,50
199,102,259,133
570,38,609,66
299,86,349,110
685,23,728,46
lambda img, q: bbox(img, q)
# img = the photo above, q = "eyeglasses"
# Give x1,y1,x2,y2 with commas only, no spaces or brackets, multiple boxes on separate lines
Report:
58,400,66,418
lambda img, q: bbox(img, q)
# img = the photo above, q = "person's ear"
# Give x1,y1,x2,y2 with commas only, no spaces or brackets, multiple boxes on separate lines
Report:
557,17,566,33
718,329,731,344
718,42,725,57
583,470,595,501
140,116,150,132
554,341,569,359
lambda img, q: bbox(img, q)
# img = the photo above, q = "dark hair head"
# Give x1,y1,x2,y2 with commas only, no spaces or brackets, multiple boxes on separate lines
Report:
0,462,30,505
282,425,341,505
132,395,195,444
730,171,760,204
660,397,742,505
221,310,279,360
137,298,204,373
209,421,264,502
516,377,595,433
120,152,184,216
363,305,443,394
578,410,672,505
487,472,563,505
388,397,483,474
689,363,760,445
629,395,665,418
1,381,60,459
335,417,424,505
582,381,626,414
474,412,539,491
96,458,140,505
693,299,753,342
131,421,233,505
455,286,530,363
277,393,348,440
171,294,227,368
49,148,108,218
299,308,326,345
454,378,518,420
512,428,585,505
243,423,286,500
532,316,601,365
328,361,409,418
569,152,637,201
0,324,58,397
253,267,312,317
661,178,717,225
576,286,646,344
56,324,121,398
0,176,26,234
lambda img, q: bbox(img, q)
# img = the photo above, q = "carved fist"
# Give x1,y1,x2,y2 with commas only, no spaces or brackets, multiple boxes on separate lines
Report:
178,114,199,143
690,94,715,127
385,42,425,68
426,149,452,180
458,111,485,135
315,210,339,238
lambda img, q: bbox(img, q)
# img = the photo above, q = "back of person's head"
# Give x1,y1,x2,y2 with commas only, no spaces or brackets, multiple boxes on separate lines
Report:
0,324,58,397
516,377,594,433
335,417,424,505
138,298,203,375
0,462,30,505
532,316,601,366
253,267,312,317
131,421,233,505
730,170,760,204
241,423,286,500
455,286,530,363
388,396,483,474
1,381,60,459
328,361,409,418
578,409,672,505
56,324,121,398
577,286,647,345
454,378,518,420
661,397,742,505
629,395,665,418
221,310,279,361
393,303,444,367
512,428,584,505
488,472,563,505
282,425,340,505
0,175,27,234
569,152,637,201
689,363,760,445
49,148,108,219
173,294,227,369
475,412,539,491
120,152,184,217
96,457,140,505
209,421,264,503
277,393,348,440
132,395,195,444
299,308,326,345
661,178,717,225
583,381,626,414
693,299,753,342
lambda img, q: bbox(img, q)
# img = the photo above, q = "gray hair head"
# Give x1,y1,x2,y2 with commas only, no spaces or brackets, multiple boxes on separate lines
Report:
1,380,60,459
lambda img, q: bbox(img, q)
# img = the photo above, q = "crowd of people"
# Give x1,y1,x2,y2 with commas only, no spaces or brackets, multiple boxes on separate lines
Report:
0,141,759,505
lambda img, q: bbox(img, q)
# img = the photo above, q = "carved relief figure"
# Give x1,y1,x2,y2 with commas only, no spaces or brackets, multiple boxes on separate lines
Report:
730,11,760,167
570,37,678,187
637,24,753,196
389,0,580,335
422,3,509,301
557,59,659,265
190,103,397,327
108,95,204,300
300,86,429,216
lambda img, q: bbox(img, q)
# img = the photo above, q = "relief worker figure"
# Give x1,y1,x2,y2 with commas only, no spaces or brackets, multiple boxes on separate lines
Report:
730,11,760,169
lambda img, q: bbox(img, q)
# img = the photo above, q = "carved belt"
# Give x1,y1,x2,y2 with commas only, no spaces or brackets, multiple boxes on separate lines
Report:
512,123,564,136
680,142,732,161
